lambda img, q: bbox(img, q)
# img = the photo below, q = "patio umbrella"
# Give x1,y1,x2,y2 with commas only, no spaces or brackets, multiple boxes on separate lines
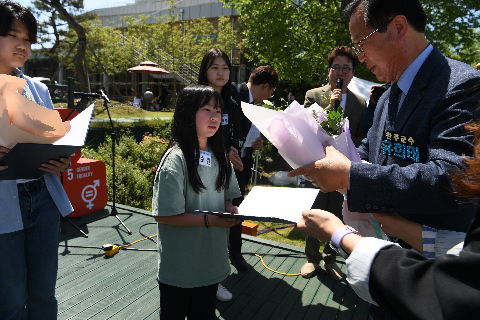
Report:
127,61,169,74
128,61,170,109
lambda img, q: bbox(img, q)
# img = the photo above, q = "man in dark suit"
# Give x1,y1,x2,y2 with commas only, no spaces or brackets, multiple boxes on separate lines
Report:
302,46,367,280
289,0,480,318
228,66,280,271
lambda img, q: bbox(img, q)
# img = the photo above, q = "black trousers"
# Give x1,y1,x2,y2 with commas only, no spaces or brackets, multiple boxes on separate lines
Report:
229,157,252,255
158,281,217,320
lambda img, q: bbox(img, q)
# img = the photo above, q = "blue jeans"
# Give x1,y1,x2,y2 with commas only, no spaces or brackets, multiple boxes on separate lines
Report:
0,177,61,320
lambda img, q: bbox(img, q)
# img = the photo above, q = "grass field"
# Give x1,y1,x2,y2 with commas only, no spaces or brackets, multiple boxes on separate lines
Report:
54,99,175,119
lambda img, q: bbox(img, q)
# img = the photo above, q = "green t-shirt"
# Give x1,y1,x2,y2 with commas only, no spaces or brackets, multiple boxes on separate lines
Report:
152,147,241,288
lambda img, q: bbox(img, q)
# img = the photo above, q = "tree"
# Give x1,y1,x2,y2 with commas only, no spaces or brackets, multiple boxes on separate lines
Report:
36,0,91,93
29,0,70,77
222,0,480,87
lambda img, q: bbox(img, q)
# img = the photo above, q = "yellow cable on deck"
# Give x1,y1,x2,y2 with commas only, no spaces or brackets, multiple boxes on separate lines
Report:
252,254,301,276
105,235,303,277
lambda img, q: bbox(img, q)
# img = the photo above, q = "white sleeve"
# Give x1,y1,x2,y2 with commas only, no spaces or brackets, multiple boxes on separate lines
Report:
346,237,400,305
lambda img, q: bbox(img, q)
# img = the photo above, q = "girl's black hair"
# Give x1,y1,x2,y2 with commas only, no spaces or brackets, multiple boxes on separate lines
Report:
158,85,231,193
0,1,37,43
197,48,232,104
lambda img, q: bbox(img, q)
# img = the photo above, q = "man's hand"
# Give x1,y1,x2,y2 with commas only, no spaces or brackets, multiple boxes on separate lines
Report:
39,156,71,174
0,146,10,171
252,137,263,150
229,147,243,171
287,143,351,192
297,209,345,242
330,88,343,106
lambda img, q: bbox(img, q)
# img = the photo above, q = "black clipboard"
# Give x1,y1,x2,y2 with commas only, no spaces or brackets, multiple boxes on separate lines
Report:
195,210,295,224
0,143,82,180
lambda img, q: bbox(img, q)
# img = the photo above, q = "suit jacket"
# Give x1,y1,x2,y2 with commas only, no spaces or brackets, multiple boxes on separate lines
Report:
231,82,252,137
369,207,480,319
349,47,480,232
230,82,255,196
304,84,367,147
222,96,244,152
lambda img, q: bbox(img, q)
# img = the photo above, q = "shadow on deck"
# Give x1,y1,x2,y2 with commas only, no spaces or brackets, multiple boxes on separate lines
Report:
57,203,369,320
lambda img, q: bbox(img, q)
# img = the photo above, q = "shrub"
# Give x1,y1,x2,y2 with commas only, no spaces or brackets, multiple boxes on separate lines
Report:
82,130,168,211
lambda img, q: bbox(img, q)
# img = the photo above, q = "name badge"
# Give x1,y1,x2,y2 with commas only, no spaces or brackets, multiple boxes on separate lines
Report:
222,114,228,125
381,130,420,163
199,150,212,167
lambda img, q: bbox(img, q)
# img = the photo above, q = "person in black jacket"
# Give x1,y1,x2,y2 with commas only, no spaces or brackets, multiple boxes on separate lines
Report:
296,117,480,320
198,48,244,302
228,66,279,271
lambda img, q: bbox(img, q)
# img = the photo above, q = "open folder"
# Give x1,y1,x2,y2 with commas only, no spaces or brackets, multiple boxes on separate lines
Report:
0,103,95,180
196,186,320,223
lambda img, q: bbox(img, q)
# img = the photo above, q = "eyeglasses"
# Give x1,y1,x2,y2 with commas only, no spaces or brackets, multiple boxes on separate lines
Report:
352,18,393,56
329,66,354,74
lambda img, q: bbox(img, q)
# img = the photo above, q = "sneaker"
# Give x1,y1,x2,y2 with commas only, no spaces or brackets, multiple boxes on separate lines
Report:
300,262,319,278
216,283,232,301
323,261,345,281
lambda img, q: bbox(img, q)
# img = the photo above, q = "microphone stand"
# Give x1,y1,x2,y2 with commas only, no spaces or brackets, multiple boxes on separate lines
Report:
80,90,132,235
59,92,101,238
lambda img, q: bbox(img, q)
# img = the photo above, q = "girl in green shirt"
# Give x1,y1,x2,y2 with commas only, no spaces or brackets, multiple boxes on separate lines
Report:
152,85,242,319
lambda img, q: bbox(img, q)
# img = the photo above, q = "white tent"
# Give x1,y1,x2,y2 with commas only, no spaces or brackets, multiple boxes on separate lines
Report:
347,76,380,101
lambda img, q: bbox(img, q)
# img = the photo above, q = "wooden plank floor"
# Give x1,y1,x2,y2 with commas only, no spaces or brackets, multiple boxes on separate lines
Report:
57,203,369,319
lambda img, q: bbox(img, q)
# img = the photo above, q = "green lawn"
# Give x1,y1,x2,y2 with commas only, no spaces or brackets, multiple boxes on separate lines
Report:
54,99,175,119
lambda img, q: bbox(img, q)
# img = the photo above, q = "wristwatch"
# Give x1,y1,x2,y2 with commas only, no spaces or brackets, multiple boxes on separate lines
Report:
329,226,360,259
331,226,360,249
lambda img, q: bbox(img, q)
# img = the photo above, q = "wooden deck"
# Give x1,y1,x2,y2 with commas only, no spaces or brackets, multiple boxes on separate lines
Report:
57,203,369,319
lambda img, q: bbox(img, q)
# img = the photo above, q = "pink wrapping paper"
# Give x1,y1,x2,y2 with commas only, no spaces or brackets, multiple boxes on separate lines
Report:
0,74,70,149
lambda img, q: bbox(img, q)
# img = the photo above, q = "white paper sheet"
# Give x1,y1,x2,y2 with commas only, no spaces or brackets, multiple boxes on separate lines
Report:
237,186,320,223
54,103,95,146
241,124,261,157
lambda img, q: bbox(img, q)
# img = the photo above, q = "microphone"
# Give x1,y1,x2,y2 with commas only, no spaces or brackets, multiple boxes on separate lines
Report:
335,78,344,109
98,89,110,103
74,92,101,98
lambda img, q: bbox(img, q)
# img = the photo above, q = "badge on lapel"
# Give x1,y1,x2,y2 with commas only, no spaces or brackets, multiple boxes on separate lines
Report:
381,131,420,163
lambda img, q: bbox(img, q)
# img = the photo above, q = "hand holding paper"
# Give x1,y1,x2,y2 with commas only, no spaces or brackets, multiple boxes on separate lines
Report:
201,186,320,223
297,209,346,242
39,156,71,174
287,142,351,192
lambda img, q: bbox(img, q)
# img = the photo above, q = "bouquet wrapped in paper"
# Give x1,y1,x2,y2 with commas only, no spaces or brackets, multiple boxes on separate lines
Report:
241,100,385,239
241,100,360,168
0,74,70,149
